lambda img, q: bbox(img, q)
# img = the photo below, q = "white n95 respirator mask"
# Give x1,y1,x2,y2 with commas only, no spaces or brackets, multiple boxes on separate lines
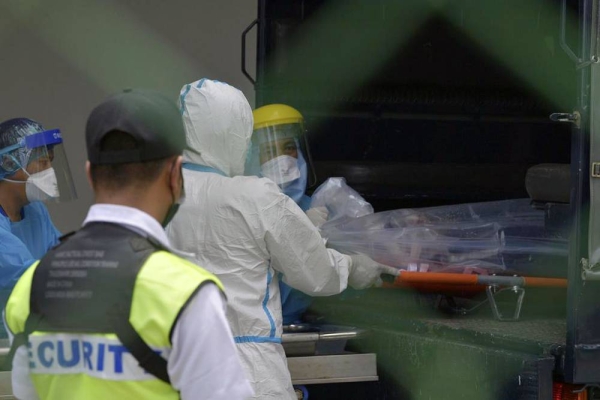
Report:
3,167,59,203
261,155,301,185
26,168,60,202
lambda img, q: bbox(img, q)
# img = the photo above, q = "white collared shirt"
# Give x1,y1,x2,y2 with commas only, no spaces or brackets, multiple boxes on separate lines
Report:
84,204,173,248
84,204,196,260
10,204,253,400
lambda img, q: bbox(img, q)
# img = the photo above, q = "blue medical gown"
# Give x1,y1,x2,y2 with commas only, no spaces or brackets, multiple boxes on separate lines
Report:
0,202,60,290
280,194,315,324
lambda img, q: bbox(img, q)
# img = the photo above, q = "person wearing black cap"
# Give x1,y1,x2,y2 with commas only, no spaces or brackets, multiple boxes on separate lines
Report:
4,89,253,400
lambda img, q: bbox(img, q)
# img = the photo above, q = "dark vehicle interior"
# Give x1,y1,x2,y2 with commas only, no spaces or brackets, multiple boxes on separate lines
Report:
252,0,585,397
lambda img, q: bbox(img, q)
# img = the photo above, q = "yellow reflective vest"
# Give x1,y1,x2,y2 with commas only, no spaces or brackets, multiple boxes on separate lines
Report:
5,250,224,400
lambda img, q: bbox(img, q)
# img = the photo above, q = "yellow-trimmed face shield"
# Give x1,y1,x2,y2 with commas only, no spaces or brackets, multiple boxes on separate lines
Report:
246,104,316,194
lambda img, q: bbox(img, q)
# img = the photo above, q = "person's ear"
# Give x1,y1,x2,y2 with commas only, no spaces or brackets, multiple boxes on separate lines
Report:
85,161,94,189
169,156,183,199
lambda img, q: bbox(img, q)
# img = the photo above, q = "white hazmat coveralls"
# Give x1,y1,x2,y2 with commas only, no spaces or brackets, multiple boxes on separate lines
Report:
167,79,391,399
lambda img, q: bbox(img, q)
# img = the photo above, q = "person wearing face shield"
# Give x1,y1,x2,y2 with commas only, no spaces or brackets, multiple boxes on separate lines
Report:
0,118,77,290
246,104,322,326
247,104,313,210
4,90,252,400
167,79,397,399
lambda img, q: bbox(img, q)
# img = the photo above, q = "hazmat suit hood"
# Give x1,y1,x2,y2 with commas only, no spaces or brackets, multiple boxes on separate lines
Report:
178,79,253,177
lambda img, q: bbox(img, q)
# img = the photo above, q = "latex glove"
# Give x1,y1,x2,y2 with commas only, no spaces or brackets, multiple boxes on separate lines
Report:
348,254,399,290
306,206,329,229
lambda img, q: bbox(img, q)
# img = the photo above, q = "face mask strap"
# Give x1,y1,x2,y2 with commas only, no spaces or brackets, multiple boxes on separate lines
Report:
1,177,26,184
2,167,52,186
0,152,23,177
1,159,31,184
3,160,34,181
0,142,24,157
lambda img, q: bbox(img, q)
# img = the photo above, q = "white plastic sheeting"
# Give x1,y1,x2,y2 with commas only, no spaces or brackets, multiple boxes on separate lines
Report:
312,179,568,275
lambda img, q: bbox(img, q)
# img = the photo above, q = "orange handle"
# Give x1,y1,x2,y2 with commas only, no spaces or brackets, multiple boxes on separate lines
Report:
384,281,486,294
394,271,479,286
522,276,568,288
392,271,568,288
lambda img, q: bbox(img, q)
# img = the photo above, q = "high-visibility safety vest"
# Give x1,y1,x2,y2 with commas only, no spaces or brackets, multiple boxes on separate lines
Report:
5,222,224,400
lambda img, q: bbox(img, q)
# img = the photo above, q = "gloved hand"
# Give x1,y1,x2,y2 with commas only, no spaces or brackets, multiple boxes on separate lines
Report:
306,206,329,229
348,254,399,290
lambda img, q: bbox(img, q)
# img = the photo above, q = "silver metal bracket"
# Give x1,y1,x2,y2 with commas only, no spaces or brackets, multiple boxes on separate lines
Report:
434,285,526,321
580,257,600,281
560,0,600,69
550,111,581,128
486,285,525,322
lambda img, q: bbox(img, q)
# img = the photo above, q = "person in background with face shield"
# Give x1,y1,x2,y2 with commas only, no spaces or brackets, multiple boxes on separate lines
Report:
247,105,313,210
0,118,76,290
167,79,396,399
246,104,324,325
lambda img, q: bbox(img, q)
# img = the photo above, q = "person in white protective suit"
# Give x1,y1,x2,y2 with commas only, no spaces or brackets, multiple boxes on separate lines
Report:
166,78,397,399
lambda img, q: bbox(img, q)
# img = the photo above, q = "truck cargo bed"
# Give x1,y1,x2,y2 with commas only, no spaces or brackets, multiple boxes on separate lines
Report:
308,290,566,399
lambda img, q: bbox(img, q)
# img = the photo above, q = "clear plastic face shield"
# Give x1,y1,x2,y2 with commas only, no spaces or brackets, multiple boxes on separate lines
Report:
246,122,317,195
0,129,77,203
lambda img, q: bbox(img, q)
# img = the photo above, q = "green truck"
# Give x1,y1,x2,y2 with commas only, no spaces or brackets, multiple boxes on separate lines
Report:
244,1,600,398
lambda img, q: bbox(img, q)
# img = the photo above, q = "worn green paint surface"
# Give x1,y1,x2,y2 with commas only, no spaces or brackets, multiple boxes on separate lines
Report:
306,289,564,399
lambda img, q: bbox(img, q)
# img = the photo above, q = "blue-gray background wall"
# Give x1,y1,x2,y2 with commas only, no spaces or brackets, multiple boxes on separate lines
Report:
0,0,257,232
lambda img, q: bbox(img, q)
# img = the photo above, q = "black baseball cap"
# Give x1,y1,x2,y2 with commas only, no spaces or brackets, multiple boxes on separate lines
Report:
86,89,187,165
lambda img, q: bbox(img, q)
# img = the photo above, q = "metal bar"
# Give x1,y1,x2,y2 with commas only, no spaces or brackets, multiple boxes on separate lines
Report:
565,0,595,383
395,271,479,286
478,276,525,287
281,333,320,343
521,277,569,287
318,332,362,341
561,0,583,63
394,271,567,288
241,19,258,85
307,110,555,124
255,0,268,106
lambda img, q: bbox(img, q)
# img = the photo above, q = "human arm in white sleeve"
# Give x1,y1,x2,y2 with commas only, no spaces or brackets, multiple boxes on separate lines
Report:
262,182,351,296
9,345,39,400
3,312,39,400
261,181,399,293
168,283,253,400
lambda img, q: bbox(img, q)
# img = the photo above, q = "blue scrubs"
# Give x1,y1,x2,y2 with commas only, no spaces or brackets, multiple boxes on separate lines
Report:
280,194,315,324
0,202,60,289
